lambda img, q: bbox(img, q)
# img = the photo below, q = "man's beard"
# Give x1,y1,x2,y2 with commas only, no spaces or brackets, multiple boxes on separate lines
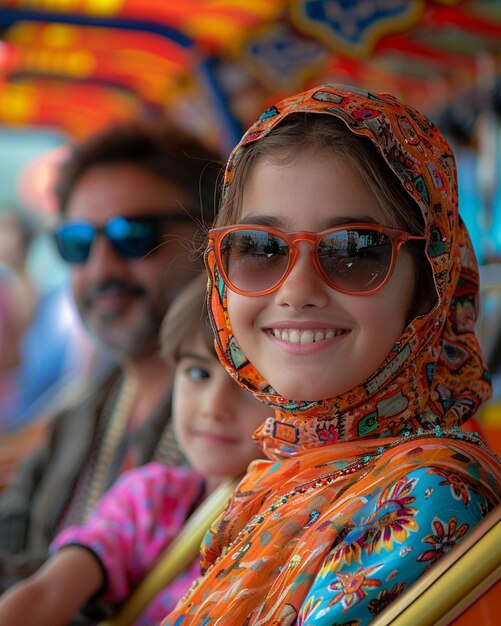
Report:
78,279,164,361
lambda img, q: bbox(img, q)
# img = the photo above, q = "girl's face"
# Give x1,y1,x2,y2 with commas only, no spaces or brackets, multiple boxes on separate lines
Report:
227,148,416,401
172,328,269,492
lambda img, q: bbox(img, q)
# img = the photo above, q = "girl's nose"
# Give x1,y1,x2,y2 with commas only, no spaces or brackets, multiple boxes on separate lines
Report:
274,243,330,310
203,378,236,423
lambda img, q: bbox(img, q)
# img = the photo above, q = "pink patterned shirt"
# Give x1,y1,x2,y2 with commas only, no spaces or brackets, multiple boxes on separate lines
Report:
52,463,205,625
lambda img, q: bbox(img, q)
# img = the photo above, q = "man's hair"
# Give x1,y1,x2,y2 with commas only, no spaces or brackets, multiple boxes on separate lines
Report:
54,119,223,224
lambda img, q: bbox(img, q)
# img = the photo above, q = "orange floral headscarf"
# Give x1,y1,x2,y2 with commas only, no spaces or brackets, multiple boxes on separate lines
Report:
206,84,491,459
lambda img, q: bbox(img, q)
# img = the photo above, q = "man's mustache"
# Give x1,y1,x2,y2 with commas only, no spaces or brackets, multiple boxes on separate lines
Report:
83,280,146,307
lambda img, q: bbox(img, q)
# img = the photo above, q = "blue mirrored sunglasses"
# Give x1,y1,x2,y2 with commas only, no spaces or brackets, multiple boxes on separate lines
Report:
54,214,192,264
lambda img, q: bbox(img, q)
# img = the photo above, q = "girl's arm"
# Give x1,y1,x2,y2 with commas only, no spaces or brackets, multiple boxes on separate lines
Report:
51,463,205,607
0,546,103,626
299,466,491,626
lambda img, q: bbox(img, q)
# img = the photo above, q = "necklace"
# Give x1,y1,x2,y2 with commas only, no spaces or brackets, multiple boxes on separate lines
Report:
82,375,139,519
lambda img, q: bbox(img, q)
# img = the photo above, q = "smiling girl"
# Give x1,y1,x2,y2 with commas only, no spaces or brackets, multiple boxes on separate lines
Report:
162,85,501,625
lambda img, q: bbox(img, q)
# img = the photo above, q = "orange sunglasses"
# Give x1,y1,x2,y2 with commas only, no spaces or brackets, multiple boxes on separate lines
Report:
209,223,426,296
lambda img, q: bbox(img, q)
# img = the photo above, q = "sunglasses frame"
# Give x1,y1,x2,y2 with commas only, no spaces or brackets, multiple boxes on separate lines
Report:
210,223,427,296
54,213,194,264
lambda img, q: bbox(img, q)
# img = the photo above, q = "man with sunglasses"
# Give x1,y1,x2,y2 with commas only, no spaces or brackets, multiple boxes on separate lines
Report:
0,119,222,593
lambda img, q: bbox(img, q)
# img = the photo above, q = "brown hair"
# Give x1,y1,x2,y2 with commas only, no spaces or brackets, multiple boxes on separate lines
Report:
160,272,215,364
55,119,224,225
218,113,424,231
216,113,435,318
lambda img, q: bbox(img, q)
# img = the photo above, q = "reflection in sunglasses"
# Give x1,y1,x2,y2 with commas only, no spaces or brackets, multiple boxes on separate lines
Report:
211,223,425,297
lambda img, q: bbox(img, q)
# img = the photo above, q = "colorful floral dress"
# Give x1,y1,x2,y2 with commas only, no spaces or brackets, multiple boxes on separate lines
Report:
52,463,205,626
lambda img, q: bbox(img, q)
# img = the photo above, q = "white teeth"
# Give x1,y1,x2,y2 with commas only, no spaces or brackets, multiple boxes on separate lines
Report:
271,328,343,343
300,330,314,344
289,330,300,343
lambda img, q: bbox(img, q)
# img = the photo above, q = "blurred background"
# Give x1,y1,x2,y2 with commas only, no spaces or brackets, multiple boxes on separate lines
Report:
0,0,500,450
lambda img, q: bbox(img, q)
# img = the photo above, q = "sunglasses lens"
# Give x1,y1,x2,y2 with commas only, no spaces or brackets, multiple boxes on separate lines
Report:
220,229,290,293
106,217,158,258
54,223,96,263
318,228,393,292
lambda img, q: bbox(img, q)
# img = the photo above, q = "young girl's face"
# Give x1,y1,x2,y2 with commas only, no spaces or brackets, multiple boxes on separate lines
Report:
172,328,269,491
227,148,416,401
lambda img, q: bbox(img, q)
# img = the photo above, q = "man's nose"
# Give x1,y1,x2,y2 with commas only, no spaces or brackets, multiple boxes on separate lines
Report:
83,234,127,276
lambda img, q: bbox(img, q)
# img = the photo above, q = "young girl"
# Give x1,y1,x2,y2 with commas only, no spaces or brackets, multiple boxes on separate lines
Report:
162,85,501,625
0,273,270,626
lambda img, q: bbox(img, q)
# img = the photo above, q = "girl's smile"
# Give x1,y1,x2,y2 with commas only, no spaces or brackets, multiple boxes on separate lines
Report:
227,148,416,401
190,430,241,445
265,322,350,355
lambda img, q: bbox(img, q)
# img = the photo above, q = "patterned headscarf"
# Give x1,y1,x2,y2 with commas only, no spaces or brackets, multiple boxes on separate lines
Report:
206,84,491,459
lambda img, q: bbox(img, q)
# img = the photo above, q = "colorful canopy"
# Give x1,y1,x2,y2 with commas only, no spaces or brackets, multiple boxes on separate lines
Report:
0,0,499,152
